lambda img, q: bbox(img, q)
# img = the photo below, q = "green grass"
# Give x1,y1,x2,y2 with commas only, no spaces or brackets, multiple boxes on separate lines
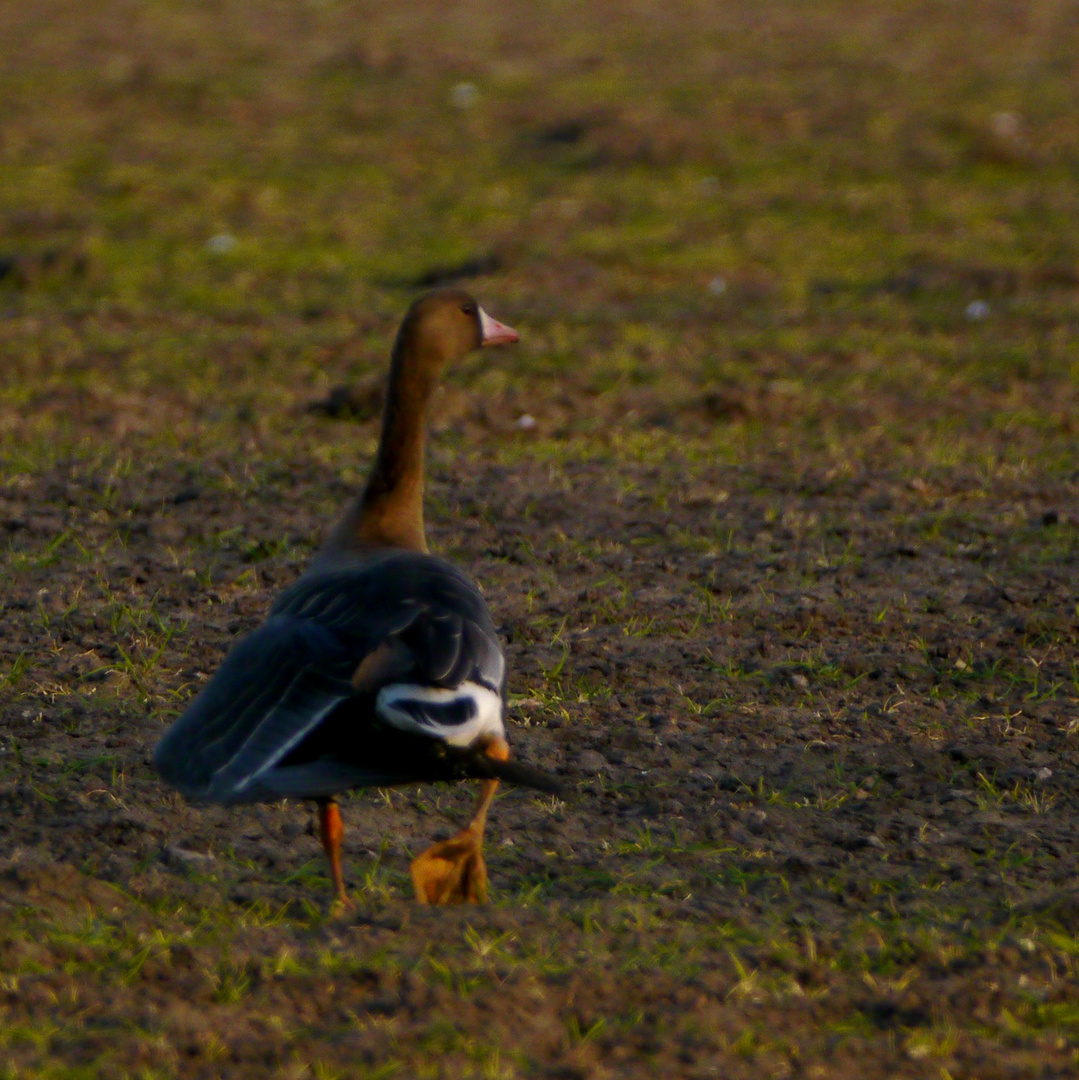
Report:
1,1,1079,1077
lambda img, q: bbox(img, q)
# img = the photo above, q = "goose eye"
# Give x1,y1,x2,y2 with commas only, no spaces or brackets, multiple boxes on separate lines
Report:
461,303,476,316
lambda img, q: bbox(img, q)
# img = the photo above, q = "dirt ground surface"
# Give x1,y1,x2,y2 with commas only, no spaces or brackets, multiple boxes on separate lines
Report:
1,2,1079,1078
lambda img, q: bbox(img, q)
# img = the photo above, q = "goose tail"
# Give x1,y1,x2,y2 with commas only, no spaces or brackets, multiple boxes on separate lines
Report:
446,745,566,795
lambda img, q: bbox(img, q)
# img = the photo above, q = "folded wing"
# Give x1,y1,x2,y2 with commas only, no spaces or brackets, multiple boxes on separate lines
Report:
153,552,509,806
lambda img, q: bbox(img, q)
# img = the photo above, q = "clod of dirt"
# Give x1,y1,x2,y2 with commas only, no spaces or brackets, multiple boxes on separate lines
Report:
575,749,609,774
767,663,811,689
399,253,503,289
307,378,384,421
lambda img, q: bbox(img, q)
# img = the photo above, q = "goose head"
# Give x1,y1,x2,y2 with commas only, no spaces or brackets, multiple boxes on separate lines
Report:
395,287,519,381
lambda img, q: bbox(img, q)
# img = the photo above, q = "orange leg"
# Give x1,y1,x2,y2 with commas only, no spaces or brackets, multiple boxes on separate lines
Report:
318,799,352,907
468,777,500,838
411,737,510,905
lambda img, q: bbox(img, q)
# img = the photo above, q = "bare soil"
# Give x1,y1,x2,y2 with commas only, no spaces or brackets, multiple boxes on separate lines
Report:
1,1,1079,1077
2,432,1078,1078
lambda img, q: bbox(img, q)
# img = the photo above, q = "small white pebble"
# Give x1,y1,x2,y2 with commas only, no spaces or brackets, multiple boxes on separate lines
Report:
449,82,479,109
966,299,990,320
954,657,969,671
206,233,237,254
708,276,727,296
990,110,1021,139
515,413,537,431
1034,767,1052,782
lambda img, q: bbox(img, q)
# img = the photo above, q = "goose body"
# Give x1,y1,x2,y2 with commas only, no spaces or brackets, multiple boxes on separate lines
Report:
155,550,551,803
153,289,558,905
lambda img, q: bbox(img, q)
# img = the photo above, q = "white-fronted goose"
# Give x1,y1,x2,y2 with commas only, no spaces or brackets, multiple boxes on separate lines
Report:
154,289,560,906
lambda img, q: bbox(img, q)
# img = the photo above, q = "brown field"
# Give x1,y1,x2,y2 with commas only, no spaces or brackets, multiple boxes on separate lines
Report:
1,1,1078,1077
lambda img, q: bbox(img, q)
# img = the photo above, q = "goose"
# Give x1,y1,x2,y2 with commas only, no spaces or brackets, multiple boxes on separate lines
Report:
153,289,561,906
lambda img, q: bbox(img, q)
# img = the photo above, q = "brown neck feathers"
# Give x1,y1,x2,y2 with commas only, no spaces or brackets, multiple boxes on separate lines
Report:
324,324,442,556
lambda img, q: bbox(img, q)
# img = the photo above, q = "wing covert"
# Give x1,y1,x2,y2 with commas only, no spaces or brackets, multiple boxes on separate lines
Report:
272,552,506,695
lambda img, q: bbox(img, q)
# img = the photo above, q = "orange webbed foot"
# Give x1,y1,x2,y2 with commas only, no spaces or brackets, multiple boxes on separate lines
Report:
411,742,509,906
410,824,488,905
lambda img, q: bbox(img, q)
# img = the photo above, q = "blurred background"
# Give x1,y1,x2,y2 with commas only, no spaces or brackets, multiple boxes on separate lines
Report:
0,0,1077,453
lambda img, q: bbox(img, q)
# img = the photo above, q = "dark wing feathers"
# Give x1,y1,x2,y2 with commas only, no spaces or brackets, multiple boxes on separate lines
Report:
244,761,413,801
273,554,503,692
462,617,505,692
153,552,509,804
401,610,463,684
153,617,356,804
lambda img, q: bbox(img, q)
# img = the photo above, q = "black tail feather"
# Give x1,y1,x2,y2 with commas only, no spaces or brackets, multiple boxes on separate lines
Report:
445,746,566,795
488,756,566,795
